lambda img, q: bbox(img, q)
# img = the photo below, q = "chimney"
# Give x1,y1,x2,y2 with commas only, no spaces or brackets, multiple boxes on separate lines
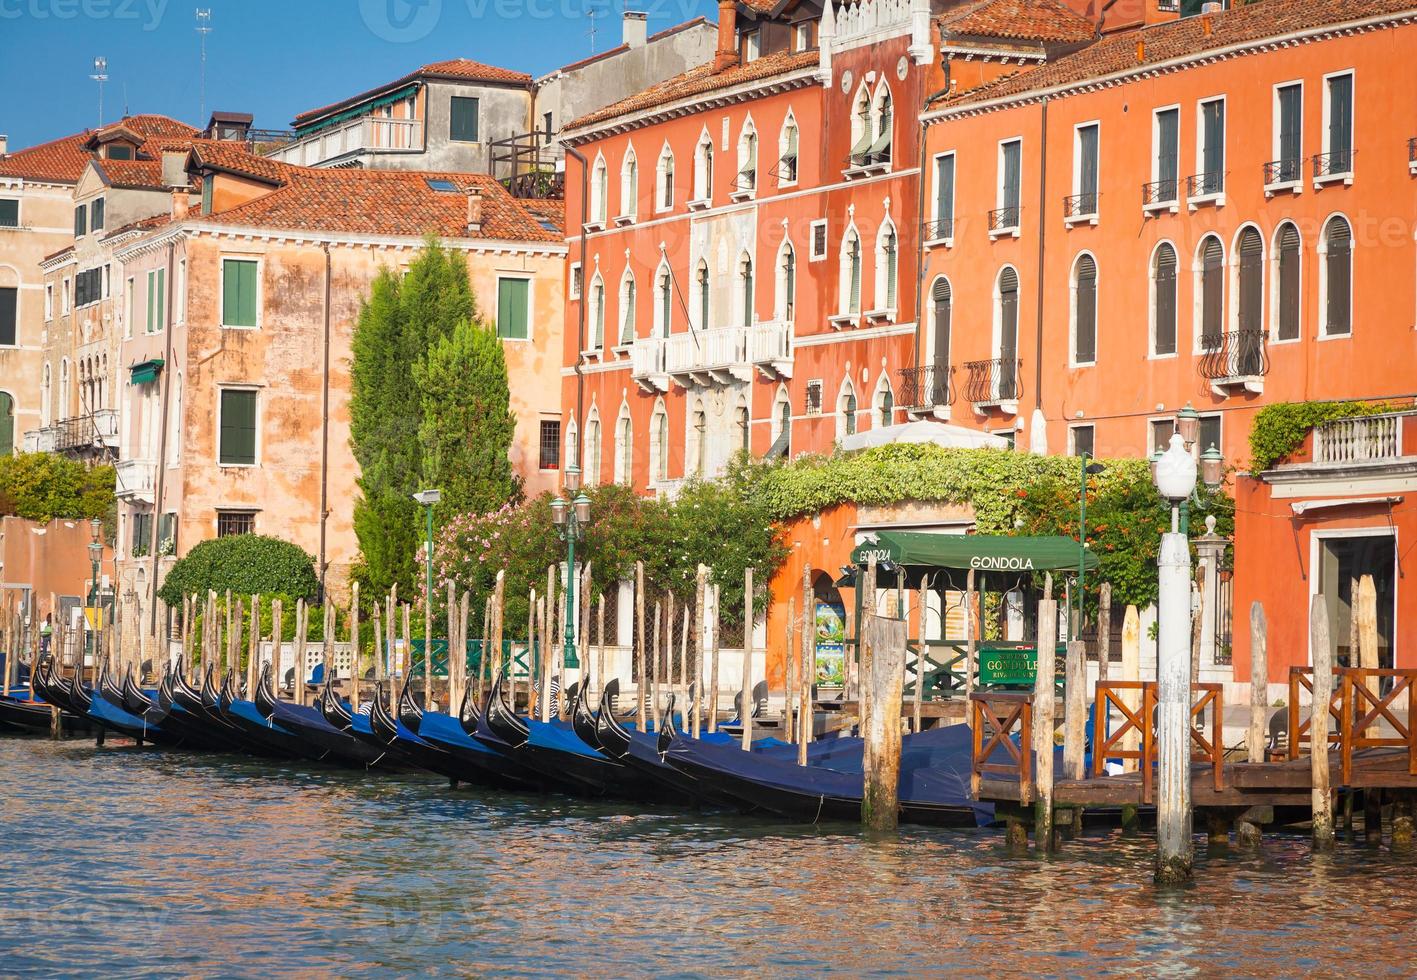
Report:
622,9,648,48
714,0,739,73
1200,11,1214,35
466,187,483,235
1136,38,1145,63
171,188,190,220
0,135,7,157
161,150,190,189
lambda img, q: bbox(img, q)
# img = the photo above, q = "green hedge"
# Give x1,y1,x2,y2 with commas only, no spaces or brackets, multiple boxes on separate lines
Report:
158,535,319,607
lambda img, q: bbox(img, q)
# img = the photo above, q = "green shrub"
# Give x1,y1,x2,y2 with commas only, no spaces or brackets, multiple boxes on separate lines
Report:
0,452,115,527
158,535,319,607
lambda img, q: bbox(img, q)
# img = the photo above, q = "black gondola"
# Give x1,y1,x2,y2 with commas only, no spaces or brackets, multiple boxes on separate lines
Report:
247,663,393,770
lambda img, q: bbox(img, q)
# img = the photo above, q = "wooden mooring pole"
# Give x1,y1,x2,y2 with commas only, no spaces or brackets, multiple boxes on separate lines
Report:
861,612,906,831
740,567,754,750
1249,602,1268,764
1063,639,1087,782
1033,597,1058,850
1310,594,1335,851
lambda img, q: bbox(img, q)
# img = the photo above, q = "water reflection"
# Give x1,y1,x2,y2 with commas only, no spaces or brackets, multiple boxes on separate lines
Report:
1,739,1415,976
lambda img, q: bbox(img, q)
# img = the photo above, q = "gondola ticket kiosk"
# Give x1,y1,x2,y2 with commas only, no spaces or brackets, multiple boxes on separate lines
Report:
840,532,1098,708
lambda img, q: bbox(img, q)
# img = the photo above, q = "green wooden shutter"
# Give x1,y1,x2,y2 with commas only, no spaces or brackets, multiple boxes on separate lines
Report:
849,240,861,313
1078,125,1099,199
0,288,15,347
1278,85,1302,170
74,205,86,237
885,233,897,308
450,97,479,142
1328,74,1353,167
1154,245,1177,355
622,280,636,342
0,199,18,228
1157,108,1179,186
1074,257,1096,363
1277,225,1300,341
1326,218,1352,335
497,278,529,339
219,389,257,465
224,260,257,327
0,392,12,456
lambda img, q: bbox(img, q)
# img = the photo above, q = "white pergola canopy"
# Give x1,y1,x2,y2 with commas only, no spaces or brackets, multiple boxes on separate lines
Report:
837,421,1010,453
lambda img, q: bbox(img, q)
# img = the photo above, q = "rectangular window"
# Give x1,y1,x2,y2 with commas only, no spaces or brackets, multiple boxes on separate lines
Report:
176,260,186,323
1198,414,1222,456
74,268,102,308
1324,72,1353,172
1070,424,1095,458
569,263,582,300
496,277,530,340
539,419,561,470
1075,123,1099,206
221,258,259,328
806,379,823,414
91,197,105,232
1154,107,1179,199
218,389,258,466
201,177,213,216
74,204,87,237
0,287,15,346
1274,83,1302,182
130,511,153,557
0,199,18,227
44,283,53,321
124,277,134,338
156,512,178,555
62,277,71,314
1197,98,1225,195
450,96,479,142
999,139,1021,214
810,219,828,261
932,153,955,239
146,268,166,333
1149,418,1176,455
217,510,256,537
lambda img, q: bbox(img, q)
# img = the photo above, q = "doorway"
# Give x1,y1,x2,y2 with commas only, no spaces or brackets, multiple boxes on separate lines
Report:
1315,531,1396,669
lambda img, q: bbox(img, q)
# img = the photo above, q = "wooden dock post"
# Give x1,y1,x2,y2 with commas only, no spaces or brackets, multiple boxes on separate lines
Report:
799,568,814,765
596,595,606,713
1120,605,1141,773
964,568,976,725
707,583,721,734
784,595,797,744
636,561,647,732
1063,639,1087,782
272,599,284,690
1097,583,1111,685
693,566,707,738
1357,575,1379,698
861,612,906,831
1391,794,1415,849
1310,594,1335,850
650,602,662,730
740,567,754,750
912,579,925,735
1249,602,1268,764
1033,598,1058,850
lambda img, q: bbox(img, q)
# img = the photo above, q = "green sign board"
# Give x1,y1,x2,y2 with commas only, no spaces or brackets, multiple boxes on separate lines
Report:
976,644,1066,687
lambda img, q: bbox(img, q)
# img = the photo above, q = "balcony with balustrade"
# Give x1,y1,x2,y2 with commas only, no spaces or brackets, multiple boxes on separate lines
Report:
262,116,424,168
20,410,120,458
898,364,952,419
1198,330,1268,395
114,457,157,504
632,321,793,393
962,358,1021,415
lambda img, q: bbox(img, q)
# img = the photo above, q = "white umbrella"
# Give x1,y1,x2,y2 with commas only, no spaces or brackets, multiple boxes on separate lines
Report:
837,420,1010,453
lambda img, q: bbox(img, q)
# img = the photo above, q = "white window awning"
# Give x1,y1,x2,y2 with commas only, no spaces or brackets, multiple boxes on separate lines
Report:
1290,495,1402,516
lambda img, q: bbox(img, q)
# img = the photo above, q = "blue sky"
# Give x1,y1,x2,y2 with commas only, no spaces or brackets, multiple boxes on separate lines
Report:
0,0,714,148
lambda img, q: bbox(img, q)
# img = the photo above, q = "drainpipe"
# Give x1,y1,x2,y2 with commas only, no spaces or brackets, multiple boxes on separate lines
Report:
146,240,178,657
1032,97,1050,426
562,142,590,463
318,242,332,603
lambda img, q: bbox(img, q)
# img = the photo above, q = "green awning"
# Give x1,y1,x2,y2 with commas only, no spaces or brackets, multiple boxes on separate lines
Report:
129,359,164,385
850,531,1098,573
295,83,419,136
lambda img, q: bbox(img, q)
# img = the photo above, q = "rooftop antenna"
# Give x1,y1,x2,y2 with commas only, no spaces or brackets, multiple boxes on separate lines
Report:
585,7,598,53
195,8,213,122
90,57,109,127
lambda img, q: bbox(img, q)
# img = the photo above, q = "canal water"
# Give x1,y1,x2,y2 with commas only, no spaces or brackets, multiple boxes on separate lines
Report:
2,738,1415,977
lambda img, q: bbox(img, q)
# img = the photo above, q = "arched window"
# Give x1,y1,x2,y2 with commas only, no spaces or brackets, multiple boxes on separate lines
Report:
620,148,638,219
689,402,707,476
168,372,181,466
775,241,796,322
772,388,792,456
874,376,895,428
1236,226,1264,336
614,406,633,485
694,131,714,202
695,260,710,330
849,84,872,166
1072,254,1097,365
735,400,750,455
738,252,754,327
995,268,1020,400
0,392,13,456
1197,235,1225,349
619,270,637,344
591,155,608,225
1321,215,1352,336
1273,222,1301,341
840,227,862,315
589,274,606,349
930,277,952,396
875,221,898,311
837,381,858,439
651,401,669,483
778,114,799,184
565,417,580,472
654,262,673,338
584,411,602,486
869,84,893,165
40,363,51,428
59,358,69,419
737,120,758,194
657,143,675,210
1151,243,1177,356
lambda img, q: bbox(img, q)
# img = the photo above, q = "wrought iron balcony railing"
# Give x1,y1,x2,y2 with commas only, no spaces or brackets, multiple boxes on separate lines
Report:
1198,329,1269,382
898,364,953,411
962,357,1022,405
1187,171,1224,197
987,206,1020,233
1263,157,1302,185
1313,148,1354,179
1062,191,1098,219
1142,178,1178,207
922,217,954,242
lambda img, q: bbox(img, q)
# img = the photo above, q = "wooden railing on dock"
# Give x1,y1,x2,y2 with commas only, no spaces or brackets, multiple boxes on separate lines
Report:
1089,681,1224,802
1286,667,1343,760
1284,667,1417,785
970,691,1034,804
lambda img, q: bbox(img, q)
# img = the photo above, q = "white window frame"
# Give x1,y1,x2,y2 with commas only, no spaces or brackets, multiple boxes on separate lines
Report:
835,378,859,441
1228,223,1266,338
1067,120,1101,225
613,403,633,486
1317,212,1354,341
1147,415,1177,455
652,260,673,338
808,219,829,262
617,269,636,347
992,137,1023,238
1190,95,1227,208
927,150,956,247
1267,79,1304,194
62,276,71,315
1268,222,1303,345
216,384,261,469
774,239,796,323
690,129,714,209
870,218,898,317
655,142,675,213
732,116,758,202
124,276,134,338
617,145,638,224
1192,235,1226,355
569,262,582,301
1148,240,1180,361
586,272,606,353
44,283,53,321
1069,251,1099,368
175,259,186,324
1317,68,1356,187
1146,103,1182,214
778,111,800,187
1068,423,1096,457
588,153,608,230
219,256,262,331
495,273,534,343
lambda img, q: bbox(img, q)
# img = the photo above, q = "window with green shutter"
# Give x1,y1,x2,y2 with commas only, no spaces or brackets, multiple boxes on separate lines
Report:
201,178,213,216
146,268,165,333
219,389,258,465
0,199,17,228
496,277,530,340
74,204,87,237
222,259,258,327
450,97,479,142
92,197,105,231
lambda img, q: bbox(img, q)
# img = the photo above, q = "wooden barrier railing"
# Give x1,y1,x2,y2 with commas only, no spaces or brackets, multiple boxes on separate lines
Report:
970,691,1034,804
1286,667,1344,761
1339,669,1417,785
1090,681,1225,803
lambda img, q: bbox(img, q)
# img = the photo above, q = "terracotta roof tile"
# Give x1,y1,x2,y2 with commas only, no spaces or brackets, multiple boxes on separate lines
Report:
188,140,295,184
199,167,562,244
943,0,1417,110
293,58,530,127
0,114,195,183
566,48,819,132
940,0,1097,45
93,157,168,190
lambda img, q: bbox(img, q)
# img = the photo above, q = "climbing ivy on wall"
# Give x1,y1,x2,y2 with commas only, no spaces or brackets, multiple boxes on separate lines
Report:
1247,399,1406,473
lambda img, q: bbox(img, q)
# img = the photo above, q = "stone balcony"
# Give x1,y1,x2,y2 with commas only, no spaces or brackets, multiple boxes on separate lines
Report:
632,321,793,393
114,457,156,504
21,409,120,456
